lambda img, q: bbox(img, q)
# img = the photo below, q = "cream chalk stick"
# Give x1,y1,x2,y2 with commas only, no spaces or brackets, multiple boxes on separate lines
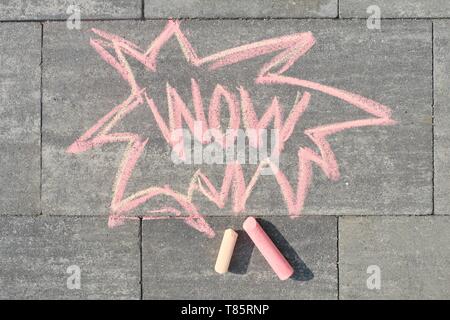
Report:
215,228,238,274
243,217,294,280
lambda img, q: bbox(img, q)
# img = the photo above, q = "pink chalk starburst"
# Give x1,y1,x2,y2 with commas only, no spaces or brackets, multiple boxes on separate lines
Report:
67,20,396,238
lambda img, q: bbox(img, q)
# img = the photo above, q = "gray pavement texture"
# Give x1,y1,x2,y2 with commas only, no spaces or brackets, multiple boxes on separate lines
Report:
0,23,40,215
339,217,450,299
435,21,450,216
0,0,141,20
142,216,337,299
0,216,140,299
340,0,450,18
144,0,338,18
0,1,449,300
42,20,432,217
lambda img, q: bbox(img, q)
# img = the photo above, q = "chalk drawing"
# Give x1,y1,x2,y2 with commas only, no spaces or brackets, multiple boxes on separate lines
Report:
67,20,397,238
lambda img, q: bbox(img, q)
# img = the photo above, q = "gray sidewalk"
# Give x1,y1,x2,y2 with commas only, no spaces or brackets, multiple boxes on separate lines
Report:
0,0,449,299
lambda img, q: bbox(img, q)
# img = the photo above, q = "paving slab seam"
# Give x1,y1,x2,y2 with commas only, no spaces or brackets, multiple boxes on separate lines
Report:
12,214,440,218
39,22,43,216
139,218,143,300
336,217,340,300
4,213,439,218
4,17,450,23
432,21,435,215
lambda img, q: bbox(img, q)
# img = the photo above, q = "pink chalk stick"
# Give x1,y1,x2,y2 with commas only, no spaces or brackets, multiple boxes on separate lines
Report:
243,217,294,280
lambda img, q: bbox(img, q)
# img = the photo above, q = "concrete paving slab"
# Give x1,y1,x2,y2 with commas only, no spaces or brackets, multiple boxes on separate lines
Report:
340,0,450,18
0,0,141,20
144,0,338,18
0,216,140,299
434,20,450,215
0,23,40,215
339,216,450,299
42,20,432,219
142,216,337,299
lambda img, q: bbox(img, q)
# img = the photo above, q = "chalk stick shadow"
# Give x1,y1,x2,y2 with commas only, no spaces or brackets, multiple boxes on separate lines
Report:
256,218,314,282
228,230,255,275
